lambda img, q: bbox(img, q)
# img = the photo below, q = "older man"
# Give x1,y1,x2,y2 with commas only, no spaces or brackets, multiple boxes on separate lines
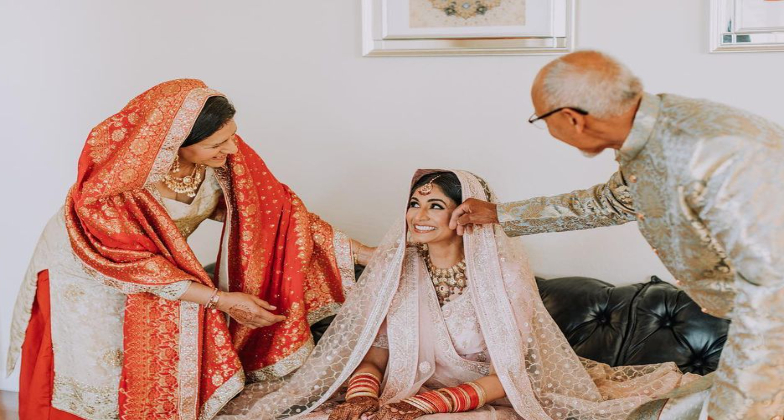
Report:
450,50,784,419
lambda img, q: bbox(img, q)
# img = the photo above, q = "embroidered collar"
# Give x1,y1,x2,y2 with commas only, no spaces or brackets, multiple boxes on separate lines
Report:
617,92,662,164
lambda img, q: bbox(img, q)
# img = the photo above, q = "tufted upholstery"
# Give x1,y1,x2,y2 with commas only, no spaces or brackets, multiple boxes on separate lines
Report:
204,263,729,375
536,275,729,374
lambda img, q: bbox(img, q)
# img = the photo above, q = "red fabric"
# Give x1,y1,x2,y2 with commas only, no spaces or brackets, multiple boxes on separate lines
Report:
58,79,346,417
19,270,83,420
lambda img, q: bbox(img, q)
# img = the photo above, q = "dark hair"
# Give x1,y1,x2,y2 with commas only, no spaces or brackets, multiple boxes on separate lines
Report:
181,96,236,147
410,172,462,205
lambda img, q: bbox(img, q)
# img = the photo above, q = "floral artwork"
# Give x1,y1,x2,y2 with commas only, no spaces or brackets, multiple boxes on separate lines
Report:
410,0,526,28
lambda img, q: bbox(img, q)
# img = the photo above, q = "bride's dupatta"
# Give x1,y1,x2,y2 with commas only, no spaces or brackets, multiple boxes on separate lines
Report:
217,170,695,420
8,79,354,419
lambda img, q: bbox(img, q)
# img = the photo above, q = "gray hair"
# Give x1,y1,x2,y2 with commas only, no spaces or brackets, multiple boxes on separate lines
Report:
540,51,643,118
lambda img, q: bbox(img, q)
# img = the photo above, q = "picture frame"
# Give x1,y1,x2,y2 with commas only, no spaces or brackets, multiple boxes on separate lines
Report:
710,0,784,52
362,0,576,56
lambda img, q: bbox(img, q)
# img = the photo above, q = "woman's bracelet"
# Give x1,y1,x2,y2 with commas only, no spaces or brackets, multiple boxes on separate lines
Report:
346,372,381,401
402,382,486,414
205,289,221,309
352,242,363,266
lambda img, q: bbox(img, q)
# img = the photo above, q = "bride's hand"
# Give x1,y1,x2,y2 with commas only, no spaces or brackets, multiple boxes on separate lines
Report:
215,292,286,329
327,396,379,420
374,402,425,420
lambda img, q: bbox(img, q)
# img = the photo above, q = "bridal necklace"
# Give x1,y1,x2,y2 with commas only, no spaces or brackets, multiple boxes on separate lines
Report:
421,246,467,305
164,156,205,198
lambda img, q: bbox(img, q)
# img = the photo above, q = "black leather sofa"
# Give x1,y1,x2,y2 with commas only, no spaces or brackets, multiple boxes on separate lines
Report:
535,275,729,375
205,263,730,375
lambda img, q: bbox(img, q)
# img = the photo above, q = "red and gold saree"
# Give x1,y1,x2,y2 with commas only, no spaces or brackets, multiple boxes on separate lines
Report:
7,79,355,419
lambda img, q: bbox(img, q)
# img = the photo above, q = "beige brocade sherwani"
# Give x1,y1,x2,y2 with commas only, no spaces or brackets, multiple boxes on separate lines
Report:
498,93,784,420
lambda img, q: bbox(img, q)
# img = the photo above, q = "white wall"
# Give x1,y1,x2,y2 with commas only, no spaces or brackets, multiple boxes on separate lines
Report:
1,0,783,392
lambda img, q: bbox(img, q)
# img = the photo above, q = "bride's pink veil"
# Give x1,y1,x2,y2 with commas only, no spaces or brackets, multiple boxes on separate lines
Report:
216,170,686,420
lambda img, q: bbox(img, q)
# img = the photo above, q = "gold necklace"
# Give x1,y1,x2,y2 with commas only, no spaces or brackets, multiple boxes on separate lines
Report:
163,157,205,198
420,246,467,305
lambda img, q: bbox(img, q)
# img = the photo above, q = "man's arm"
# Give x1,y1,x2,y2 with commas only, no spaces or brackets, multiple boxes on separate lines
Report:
496,170,638,237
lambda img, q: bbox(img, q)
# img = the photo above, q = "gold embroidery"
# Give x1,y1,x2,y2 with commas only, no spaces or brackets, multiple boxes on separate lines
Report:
246,338,315,383
179,301,200,420
52,375,119,419
101,348,124,368
199,370,245,420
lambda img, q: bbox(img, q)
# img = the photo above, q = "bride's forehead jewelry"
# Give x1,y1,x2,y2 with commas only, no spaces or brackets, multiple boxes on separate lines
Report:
418,175,441,196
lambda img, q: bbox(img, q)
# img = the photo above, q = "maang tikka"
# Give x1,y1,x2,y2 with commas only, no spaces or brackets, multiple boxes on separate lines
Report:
418,175,441,195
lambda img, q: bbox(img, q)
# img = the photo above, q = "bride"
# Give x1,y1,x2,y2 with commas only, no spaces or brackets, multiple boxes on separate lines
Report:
217,170,709,420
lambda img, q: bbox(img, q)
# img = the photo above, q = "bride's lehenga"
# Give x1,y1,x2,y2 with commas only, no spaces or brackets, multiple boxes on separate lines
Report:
217,170,709,420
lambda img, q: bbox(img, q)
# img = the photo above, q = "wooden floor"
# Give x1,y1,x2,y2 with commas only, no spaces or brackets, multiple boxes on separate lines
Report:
0,391,18,420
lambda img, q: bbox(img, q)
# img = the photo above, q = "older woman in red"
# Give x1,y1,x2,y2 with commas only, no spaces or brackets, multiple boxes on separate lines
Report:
7,79,371,420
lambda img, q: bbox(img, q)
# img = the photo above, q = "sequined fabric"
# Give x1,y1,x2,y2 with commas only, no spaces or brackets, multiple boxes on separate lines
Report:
216,170,693,420
497,93,784,419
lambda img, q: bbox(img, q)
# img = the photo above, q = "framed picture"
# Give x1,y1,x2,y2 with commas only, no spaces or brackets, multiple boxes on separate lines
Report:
710,0,784,52
362,0,575,56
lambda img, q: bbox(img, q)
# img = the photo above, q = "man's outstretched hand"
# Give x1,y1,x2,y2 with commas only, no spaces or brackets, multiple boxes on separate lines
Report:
449,198,499,236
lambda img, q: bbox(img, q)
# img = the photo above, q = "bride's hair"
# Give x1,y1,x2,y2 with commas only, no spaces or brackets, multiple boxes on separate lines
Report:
410,172,462,204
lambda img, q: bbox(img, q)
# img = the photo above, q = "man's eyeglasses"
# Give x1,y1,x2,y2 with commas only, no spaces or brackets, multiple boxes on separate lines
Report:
528,107,589,129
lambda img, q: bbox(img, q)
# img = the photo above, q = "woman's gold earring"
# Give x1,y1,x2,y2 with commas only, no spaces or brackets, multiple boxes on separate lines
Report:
171,155,180,173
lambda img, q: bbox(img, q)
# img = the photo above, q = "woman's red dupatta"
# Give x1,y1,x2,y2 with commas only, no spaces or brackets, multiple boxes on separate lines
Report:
64,79,350,419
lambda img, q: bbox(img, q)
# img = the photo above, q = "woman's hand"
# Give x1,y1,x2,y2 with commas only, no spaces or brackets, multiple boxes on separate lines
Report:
327,396,380,420
374,402,425,420
215,292,286,329
351,240,377,267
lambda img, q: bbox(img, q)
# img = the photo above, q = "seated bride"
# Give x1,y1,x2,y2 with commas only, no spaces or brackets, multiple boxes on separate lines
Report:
217,170,708,420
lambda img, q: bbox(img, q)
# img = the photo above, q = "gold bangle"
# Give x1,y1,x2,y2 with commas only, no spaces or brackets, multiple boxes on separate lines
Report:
403,396,435,414
352,372,381,383
352,246,360,266
466,382,486,408
205,289,220,309
346,391,378,400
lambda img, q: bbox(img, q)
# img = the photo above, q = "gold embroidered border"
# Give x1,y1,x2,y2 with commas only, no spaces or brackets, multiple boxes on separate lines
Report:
246,338,315,383
179,301,200,419
153,280,191,301
333,230,356,294
199,370,245,420
213,166,234,293
6,263,40,376
306,302,342,326
145,88,222,186
51,374,119,420
78,260,186,296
